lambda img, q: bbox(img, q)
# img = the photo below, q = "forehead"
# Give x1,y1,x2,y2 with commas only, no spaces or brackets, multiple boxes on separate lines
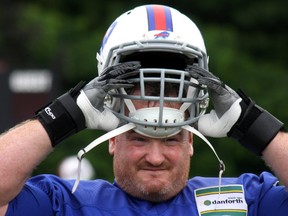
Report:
120,128,191,140
128,82,182,110
131,82,178,95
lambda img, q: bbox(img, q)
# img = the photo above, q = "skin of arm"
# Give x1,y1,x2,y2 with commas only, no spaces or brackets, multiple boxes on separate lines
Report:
0,119,53,213
262,131,288,188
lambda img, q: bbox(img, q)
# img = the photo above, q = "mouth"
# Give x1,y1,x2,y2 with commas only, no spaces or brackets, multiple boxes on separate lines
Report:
139,168,169,177
142,167,166,171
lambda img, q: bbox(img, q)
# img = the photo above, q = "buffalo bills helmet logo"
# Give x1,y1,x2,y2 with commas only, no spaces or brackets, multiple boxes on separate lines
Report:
154,31,170,39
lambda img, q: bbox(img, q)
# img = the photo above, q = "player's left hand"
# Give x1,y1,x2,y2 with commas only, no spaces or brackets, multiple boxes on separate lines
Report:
187,65,242,137
187,65,284,155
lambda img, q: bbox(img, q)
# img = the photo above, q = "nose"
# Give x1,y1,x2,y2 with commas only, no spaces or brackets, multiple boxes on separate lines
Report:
145,140,165,166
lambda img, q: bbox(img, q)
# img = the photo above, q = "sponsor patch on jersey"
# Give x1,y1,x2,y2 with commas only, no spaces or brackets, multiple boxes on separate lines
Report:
194,184,247,216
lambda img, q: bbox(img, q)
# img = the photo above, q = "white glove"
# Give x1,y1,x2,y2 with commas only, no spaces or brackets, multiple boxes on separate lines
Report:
198,98,242,137
187,65,242,137
187,65,284,155
36,61,140,146
77,61,140,130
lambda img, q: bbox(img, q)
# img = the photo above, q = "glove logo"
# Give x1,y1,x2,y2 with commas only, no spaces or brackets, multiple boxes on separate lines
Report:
45,107,56,119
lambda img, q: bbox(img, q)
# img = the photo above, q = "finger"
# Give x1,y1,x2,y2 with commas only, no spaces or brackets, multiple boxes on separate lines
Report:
101,61,141,79
111,61,141,72
100,67,137,81
198,77,227,95
187,65,219,80
198,77,224,87
104,83,134,92
106,83,134,89
105,79,134,89
116,70,139,79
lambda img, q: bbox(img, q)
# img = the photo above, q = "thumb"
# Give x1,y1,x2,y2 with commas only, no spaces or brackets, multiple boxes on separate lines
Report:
198,98,242,137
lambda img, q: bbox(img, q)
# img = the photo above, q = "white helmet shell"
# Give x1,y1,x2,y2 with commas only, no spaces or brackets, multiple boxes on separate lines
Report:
97,4,208,74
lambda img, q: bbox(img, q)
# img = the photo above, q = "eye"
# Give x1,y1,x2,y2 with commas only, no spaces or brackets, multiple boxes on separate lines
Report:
133,137,146,142
166,138,177,142
164,138,180,146
127,133,148,144
163,133,184,145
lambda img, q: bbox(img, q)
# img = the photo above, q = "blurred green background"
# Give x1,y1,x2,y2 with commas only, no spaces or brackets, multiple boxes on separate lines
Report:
1,0,288,182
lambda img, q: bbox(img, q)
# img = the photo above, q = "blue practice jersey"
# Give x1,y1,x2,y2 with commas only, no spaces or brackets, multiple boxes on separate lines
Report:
6,172,288,216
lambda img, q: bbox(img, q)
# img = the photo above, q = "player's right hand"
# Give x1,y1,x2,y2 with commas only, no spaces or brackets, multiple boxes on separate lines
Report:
36,61,140,146
76,61,140,130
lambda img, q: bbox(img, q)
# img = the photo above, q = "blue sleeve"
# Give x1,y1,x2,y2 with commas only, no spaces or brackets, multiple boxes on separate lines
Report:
258,184,288,216
6,183,54,216
6,174,74,215
241,172,288,215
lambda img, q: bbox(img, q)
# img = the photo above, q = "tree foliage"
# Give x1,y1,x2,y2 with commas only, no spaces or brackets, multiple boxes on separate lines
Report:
1,0,288,181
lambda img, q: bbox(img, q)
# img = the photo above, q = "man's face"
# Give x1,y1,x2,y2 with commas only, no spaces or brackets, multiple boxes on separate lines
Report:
109,86,193,202
109,130,193,202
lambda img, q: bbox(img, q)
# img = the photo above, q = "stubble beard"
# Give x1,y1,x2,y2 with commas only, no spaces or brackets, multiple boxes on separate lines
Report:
113,157,190,202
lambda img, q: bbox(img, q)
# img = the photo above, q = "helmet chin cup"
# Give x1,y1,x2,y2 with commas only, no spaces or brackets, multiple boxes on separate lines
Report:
129,107,184,138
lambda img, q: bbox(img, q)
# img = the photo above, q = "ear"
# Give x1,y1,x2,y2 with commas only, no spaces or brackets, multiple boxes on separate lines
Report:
189,132,194,157
109,137,116,155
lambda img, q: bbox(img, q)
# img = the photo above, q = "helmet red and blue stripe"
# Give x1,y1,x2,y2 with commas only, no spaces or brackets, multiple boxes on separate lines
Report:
146,5,173,31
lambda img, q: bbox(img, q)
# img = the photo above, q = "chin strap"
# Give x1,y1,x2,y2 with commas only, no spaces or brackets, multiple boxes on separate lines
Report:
72,124,226,195
182,125,226,198
72,123,136,193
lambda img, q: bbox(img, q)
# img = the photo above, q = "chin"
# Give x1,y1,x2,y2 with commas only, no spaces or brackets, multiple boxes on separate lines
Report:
133,179,183,202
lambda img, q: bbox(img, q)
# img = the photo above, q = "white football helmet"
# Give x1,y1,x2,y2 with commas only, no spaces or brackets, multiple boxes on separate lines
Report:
96,4,209,138
73,5,226,193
